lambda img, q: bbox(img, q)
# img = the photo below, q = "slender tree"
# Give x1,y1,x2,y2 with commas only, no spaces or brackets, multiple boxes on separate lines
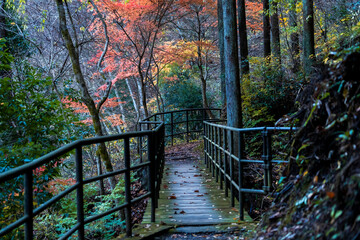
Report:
270,0,281,62
263,0,271,59
303,0,315,76
55,0,116,189
289,0,300,72
217,0,226,110
222,0,242,128
238,0,250,76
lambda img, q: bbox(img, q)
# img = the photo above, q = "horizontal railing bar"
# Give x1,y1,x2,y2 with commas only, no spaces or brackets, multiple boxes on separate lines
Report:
0,141,79,181
58,223,80,240
142,108,222,121
84,168,126,184
34,184,79,216
83,192,152,226
241,188,266,194
0,124,164,182
0,216,28,237
204,152,266,195
204,121,298,133
131,192,151,204
84,203,127,225
83,161,150,184
205,136,291,165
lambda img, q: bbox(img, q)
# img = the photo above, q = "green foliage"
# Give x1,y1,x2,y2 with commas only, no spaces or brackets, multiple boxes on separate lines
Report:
0,39,79,238
160,64,203,110
242,57,300,128
33,174,139,239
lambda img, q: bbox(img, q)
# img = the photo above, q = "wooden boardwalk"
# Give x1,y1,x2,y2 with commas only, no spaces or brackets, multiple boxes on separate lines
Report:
142,143,251,226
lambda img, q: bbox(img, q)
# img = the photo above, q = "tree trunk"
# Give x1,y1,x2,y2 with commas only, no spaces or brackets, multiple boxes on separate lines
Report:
289,0,300,73
126,78,141,123
196,10,214,119
238,0,250,76
217,0,226,110
55,0,116,190
263,0,271,59
303,0,315,76
270,0,281,62
222,0,242,128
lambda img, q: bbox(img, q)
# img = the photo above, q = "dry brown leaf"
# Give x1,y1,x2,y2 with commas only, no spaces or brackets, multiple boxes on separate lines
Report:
326,191,335,198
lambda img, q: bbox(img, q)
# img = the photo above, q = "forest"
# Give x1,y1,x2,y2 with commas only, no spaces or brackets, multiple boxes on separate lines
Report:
0,0,360,239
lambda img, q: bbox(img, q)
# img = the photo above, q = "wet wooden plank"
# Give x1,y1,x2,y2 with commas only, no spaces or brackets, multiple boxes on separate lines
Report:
142,156,251,225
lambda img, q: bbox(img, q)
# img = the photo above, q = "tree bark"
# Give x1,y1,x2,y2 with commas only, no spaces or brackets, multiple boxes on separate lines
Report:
126,78,141,123
289,0,300,73
195,9,214,119
263,0,271,59
222,0,242,128
217,0,226,110
55,0,116,190
303,0,315,76
238,0,250,76
270,0,281,62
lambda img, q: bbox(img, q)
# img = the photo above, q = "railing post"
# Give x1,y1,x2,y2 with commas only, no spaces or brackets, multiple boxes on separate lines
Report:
262,128,270,193
139,124,143,163
215,126,219,182
211,125,214,176
238,131,244,221
171,112,174,146
204,123,207,165
24,171,33,240
186,111,189,142
148,132,156,222
229,131,234,207
219,128,223,190
124,138,132,237
75,146,84,239
263,129,273,192
223,128,228,197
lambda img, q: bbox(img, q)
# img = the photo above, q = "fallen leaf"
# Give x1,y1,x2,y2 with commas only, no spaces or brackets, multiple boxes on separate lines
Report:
194,190,199,192
174,211,178,214
197,194,204,197
313,176,318,183
168,196,177,199
327,191,335,198
180,210,186,214
163,184,168,189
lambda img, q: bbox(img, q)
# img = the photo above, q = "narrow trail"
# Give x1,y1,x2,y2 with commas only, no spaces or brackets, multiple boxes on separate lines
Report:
138,142,255,239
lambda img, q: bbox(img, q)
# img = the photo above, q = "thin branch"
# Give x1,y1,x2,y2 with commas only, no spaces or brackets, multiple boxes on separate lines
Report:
88,0,112,111
64,0,79,54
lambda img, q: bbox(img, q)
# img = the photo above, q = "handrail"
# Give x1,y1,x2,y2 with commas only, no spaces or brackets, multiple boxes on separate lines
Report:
140,108,222,145
0,122,165,239
0,108,221,239
203,120,297,220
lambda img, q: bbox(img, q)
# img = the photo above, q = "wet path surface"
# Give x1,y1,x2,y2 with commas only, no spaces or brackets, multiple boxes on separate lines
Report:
143,142,250,226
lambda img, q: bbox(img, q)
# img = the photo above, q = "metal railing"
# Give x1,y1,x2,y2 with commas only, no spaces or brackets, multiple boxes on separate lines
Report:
203,121,297,220
0,122,165,239
141,108,222,145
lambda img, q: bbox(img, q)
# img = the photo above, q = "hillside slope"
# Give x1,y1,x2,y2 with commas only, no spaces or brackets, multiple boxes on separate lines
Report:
255,48,360,239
